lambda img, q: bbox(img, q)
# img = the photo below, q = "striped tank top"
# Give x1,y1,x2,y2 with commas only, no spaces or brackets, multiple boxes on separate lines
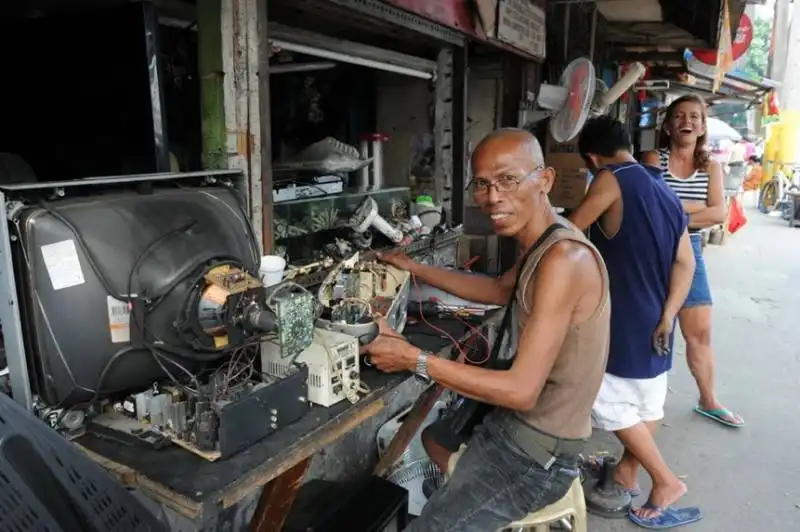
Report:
656,148,709,234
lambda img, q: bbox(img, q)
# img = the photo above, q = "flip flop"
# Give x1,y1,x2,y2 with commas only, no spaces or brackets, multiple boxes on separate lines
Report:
693,406,745,428
629,502,703,529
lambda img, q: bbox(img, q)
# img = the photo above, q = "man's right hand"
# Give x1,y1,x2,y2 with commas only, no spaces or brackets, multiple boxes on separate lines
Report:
652,313,674,356
376,250,416,271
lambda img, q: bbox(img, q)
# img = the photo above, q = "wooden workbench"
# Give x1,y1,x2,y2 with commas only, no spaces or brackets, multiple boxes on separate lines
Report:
75,314,501,530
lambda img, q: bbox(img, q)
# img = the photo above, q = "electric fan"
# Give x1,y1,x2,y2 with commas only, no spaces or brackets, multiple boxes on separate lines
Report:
534,58,647,142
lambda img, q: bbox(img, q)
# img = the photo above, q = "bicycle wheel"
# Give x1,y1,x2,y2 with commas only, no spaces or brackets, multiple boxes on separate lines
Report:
759,179,779,213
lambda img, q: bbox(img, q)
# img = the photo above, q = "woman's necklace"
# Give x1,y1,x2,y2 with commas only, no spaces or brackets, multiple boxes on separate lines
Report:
669,151,695,178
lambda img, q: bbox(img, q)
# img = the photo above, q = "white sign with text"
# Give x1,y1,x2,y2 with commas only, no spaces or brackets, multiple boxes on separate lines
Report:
497,0,546,59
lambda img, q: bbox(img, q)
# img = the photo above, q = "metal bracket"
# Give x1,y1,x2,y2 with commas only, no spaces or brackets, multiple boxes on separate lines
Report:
0,193,33,410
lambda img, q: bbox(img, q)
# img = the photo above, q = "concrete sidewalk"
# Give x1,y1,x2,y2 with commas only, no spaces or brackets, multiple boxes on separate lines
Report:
587,207,800,532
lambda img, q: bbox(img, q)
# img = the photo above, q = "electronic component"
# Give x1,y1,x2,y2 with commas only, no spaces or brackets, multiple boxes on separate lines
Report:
97,363,310,461
268,286,316,359
2,173,321,462
316,255,411,345
412,277,500,316
262,329,362,408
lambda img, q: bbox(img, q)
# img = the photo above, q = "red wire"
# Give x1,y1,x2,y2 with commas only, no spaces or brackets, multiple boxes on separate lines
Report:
462,255,480,269
412,274,466,361
452,314,492,366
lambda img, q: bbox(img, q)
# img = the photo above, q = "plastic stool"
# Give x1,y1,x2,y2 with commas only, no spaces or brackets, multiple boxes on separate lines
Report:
498,478,587,532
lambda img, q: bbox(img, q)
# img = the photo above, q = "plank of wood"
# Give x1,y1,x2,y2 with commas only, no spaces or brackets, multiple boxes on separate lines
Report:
249,457,311,532
220,397,385,508
75,444,204,519
373,383,444,478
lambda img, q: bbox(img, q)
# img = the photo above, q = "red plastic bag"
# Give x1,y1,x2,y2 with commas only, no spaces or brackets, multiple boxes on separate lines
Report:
728,197,747,234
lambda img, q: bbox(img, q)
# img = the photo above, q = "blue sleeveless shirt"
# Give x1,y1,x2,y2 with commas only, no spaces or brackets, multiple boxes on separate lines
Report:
589,162,687,379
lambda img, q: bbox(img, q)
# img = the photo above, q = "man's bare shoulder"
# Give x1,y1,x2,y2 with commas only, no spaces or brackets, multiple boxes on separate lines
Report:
641,150,661,166
534,240,600,293
592,168,617,182
530,240,603,321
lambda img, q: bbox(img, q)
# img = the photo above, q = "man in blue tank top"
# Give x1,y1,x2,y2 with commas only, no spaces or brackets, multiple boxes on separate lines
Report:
568,116,700,528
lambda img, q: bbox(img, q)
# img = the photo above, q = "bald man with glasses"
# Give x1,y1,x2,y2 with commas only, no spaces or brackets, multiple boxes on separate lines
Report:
360,128,611,531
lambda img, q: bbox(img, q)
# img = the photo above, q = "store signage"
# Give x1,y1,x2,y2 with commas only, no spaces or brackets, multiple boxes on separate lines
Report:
388,0,546,60
496,0,546,58
691,13,753,66
385,0,475,34
685,10,755,85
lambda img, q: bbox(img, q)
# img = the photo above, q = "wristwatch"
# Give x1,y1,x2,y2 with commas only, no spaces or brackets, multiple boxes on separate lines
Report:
414,352,432,384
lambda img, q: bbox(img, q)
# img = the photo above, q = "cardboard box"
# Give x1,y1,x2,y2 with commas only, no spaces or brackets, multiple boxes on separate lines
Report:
545,131,590,209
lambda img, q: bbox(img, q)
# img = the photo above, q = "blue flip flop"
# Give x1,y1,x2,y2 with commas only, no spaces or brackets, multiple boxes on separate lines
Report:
629,503,703,529
693,406,744,428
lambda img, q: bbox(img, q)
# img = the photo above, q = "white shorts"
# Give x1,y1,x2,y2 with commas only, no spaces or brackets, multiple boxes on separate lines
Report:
591,372,668,432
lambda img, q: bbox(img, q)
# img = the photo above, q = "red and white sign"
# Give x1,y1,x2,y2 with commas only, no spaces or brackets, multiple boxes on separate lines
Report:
692,13,753,65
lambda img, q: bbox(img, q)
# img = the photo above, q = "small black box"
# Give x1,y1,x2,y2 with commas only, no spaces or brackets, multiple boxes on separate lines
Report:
284,476,409,532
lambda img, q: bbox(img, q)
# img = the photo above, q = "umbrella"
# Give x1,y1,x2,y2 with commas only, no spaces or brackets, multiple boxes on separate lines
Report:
706,117,742,141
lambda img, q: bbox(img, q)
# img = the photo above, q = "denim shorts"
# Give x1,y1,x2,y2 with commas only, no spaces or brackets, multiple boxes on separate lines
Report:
407,411,579,532
684,234,712,308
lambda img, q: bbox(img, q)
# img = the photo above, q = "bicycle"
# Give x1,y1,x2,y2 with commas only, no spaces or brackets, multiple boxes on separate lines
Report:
758,161,800,222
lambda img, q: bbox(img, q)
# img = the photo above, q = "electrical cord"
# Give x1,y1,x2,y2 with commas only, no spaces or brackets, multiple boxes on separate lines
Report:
451,314,491,365
411,275,466,360
150,350,201,394
265,281,313,313
39,201,129,302
126,219,198,303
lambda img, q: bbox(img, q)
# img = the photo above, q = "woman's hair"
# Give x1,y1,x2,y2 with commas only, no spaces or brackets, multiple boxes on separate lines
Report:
657,94,711,171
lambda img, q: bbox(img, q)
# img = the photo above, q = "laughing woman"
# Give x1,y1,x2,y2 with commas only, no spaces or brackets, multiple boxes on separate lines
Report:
642,94,744,429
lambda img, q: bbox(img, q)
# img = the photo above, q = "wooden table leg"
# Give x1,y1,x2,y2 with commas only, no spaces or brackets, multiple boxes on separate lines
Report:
249,457,311,532
373,383,444,478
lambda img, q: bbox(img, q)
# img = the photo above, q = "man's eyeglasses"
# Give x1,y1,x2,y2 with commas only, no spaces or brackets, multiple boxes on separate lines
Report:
466,167,545,196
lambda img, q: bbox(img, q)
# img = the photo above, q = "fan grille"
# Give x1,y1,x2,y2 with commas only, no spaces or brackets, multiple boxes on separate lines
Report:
550,58,596,143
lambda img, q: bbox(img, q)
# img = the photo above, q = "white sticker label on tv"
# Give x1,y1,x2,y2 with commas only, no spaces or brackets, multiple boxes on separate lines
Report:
40,239,86,290
107,296,131,344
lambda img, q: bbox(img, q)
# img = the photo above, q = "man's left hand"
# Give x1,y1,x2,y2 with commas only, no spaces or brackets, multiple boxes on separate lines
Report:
360,318,419,373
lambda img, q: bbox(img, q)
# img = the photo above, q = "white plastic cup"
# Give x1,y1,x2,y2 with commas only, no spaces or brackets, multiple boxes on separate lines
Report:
259,255,286,287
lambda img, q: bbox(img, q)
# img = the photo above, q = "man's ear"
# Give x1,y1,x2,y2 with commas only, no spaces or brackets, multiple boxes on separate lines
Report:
541,166,556,194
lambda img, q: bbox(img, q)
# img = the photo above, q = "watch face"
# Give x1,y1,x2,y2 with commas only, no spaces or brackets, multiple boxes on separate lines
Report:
414,373,431,384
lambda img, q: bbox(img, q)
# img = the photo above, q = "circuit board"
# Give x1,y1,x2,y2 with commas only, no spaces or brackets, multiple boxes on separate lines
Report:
96,364,311,461
204,264,261,293
273,290,316,358
318,259,411,334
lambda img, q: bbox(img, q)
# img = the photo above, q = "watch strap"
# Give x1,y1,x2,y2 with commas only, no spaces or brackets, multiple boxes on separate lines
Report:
415,351,431,382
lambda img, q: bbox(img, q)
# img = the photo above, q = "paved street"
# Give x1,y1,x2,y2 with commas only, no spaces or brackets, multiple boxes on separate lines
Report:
588,203,800,532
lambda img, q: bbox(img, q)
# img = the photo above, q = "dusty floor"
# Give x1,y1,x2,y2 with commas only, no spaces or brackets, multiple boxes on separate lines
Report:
587,204,800,531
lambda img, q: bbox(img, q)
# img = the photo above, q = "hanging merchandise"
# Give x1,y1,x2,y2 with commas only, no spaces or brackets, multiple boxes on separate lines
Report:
762,90,781,127
713,0,734,92
728,197,747,234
